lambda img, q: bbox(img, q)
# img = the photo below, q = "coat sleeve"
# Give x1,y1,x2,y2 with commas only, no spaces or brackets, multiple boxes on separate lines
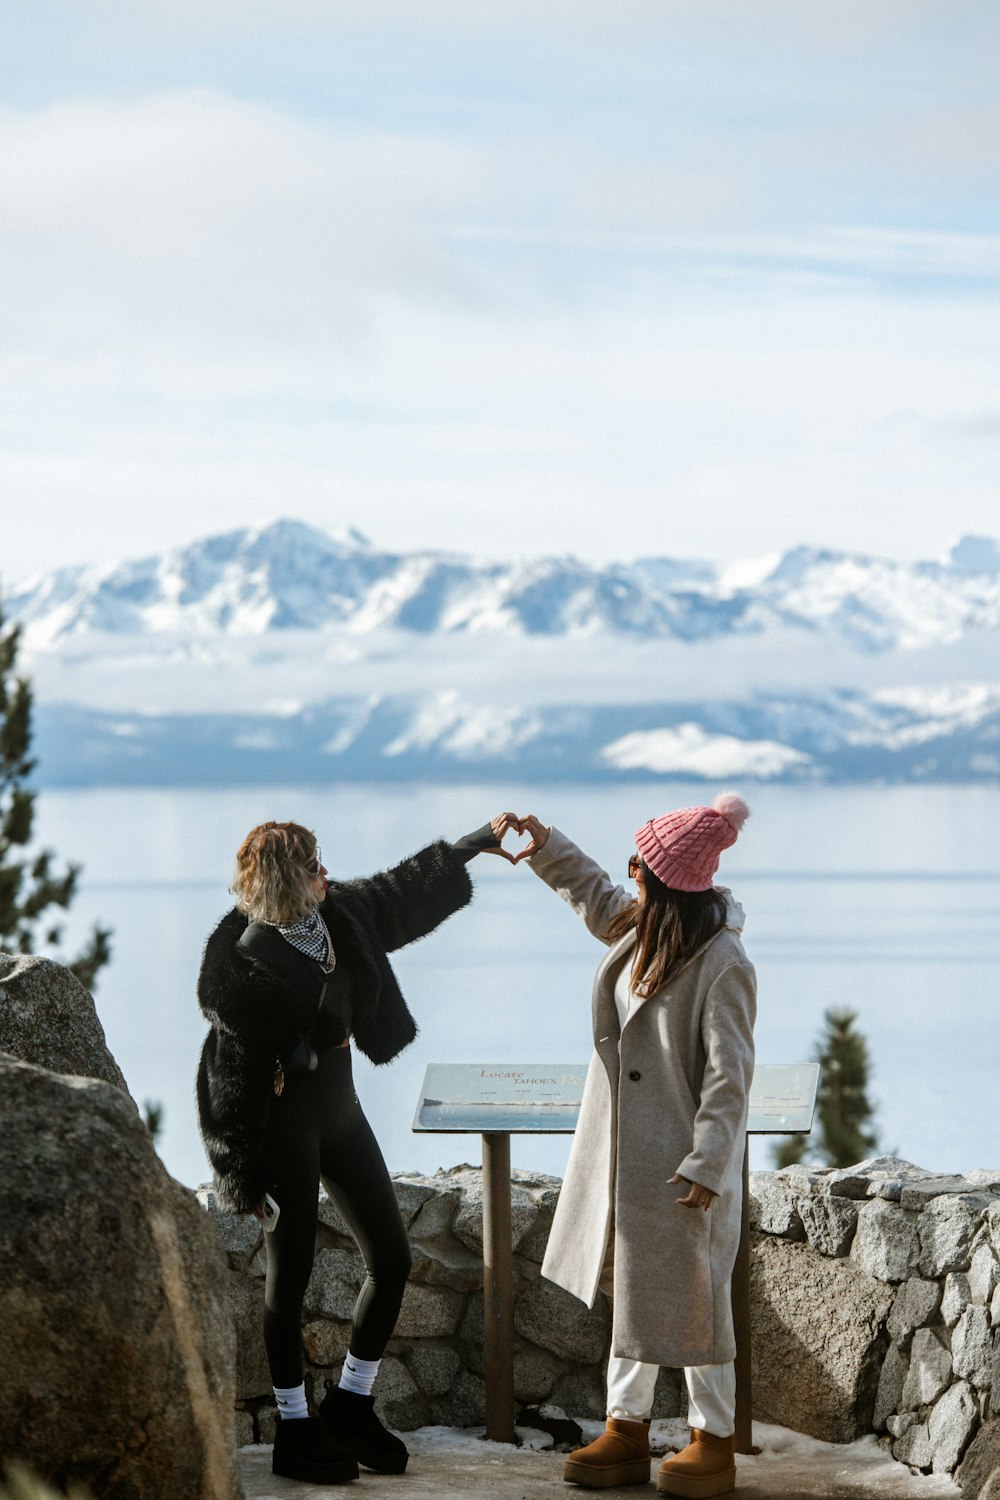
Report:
196,1030,275,1214
334,839,473,954
674,961,757,1198
526,827,634,944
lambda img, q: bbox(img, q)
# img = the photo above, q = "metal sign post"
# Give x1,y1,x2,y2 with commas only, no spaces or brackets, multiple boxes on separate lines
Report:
413,1061,819,1449
414,1064,588,1442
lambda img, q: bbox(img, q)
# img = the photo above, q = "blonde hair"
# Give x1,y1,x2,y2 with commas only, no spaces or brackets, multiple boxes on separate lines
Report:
230,821,320,925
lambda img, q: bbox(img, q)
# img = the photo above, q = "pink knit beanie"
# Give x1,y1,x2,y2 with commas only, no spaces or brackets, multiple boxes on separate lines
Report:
635,792,750,892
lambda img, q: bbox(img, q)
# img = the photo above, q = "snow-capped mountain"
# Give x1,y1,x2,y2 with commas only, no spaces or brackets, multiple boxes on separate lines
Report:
8,520,1000,786
9,519,1000,653
32,682,1000,787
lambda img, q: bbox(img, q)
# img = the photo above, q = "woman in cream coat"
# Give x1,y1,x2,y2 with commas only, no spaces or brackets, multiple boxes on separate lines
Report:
499,794,755,1497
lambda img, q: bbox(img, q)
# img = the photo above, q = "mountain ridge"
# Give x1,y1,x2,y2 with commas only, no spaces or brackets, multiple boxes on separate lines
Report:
10,520,1000,786
9,519,1000,653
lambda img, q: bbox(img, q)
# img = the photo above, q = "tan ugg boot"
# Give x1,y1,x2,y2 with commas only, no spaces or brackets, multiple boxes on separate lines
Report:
563,1417,651,1488
656,1428,735,1497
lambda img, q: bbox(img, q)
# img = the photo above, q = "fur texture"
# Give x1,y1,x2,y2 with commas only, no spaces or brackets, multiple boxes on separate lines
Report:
196,838,473,1212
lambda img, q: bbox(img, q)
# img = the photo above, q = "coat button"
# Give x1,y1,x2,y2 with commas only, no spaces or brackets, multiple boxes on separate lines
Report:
628,1069,641,1081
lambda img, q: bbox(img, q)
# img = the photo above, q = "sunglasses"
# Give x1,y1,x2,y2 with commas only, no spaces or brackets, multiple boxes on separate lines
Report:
304,846,323,876
628,854,643,880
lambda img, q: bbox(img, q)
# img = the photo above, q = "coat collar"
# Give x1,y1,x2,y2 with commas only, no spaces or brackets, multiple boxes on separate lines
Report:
717,887,746,934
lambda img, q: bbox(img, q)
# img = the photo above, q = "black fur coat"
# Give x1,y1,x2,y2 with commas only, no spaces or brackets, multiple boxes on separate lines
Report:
196,839,473,1212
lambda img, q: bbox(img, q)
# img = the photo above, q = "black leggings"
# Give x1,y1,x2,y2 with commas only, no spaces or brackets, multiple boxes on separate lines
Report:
262,1046,411,1388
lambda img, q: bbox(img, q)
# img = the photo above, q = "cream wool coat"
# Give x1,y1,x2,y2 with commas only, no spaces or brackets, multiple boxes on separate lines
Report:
532,829,756,1369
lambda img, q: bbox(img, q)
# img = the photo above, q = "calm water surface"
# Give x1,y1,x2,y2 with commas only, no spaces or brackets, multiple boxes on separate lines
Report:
32,782,1000,1190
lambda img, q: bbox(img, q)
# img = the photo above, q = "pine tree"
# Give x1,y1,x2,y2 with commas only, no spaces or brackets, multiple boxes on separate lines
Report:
815,1006,878,1167
0,595,111,990
772,1006,878,1169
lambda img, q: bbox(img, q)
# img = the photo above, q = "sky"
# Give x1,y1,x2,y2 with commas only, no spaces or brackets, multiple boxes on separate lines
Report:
2,0,999,584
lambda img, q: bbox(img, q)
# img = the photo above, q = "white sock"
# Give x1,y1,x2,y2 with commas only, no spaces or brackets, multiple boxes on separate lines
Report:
274,1383,309,1421
339,1353,381,1397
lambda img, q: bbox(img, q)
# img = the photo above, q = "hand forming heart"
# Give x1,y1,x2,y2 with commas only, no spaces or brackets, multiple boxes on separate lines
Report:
489,811,550,864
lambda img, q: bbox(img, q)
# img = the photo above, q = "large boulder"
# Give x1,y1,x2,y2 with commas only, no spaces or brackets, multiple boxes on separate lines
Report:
0,1052,242,1500
959,1418,1000,1499
750,1231,893,1442
0,953,129,1093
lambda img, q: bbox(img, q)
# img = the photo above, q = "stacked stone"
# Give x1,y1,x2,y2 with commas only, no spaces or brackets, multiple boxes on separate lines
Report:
202,1164,684,1444
749,1154,1000,1485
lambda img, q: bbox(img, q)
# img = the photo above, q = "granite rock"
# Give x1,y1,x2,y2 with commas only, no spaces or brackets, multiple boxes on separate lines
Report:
874,1341,909,1431
402,1342,461,1398
945,1274,975,1327
887,1277,941,1348
0,1053,241,1500
953,1307,994,1390
229,1269,269,1399
749,1232,893,1441
827,1156,937,1202
0,953,130,1094
894,1419,933,1469
512,1346,561,1404
957,1415,1000,1500
851,1199,919,1283
902,1328,953,1410
304,1245,366,1321
929,1379,979,1474
372,1354,428,1431
514,1275,610,1365
198,1187,263,1271
408,1188,461,1244
451,1168,539,1254
549,1368,606,1421
969,1246,1000,1307
393,1281,463,1339
800,1194,859,1257
749,1168,807,1238
920,1197,988,1277
389,1177,439,1228
442,1367,487,1427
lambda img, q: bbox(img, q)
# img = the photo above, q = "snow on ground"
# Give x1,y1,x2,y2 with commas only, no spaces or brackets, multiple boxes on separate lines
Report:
240,1419,960,1498
398,1418,959,1494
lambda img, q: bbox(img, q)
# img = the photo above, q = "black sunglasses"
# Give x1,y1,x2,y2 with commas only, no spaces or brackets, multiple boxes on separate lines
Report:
628,854,643,879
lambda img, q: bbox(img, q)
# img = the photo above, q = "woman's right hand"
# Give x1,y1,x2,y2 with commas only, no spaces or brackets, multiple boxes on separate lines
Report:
490,812,550,862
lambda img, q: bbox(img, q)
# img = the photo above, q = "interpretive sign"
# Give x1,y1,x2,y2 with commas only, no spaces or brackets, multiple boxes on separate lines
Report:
414,1061,818,1136
747,1062,820,1135
413,1059,819,1449
413,1063,589,1134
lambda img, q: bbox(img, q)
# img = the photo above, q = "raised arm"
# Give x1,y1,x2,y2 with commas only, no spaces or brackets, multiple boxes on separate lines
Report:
331,839,473,954
521,817,635,944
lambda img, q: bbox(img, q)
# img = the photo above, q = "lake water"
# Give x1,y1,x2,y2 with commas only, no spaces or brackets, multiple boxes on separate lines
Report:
31,781,1000,1191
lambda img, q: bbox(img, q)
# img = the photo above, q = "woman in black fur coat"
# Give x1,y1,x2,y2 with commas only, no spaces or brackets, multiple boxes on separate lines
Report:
197,817,505,1486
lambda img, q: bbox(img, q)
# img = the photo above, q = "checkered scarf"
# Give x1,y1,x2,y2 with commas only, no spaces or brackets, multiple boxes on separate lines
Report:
277,906,335,971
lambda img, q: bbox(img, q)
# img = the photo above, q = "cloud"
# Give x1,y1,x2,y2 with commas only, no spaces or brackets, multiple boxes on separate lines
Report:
2,6,999,577
46,0,996,55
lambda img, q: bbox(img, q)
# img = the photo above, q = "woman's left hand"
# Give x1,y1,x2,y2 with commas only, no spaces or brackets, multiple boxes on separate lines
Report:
669,1174,717,1212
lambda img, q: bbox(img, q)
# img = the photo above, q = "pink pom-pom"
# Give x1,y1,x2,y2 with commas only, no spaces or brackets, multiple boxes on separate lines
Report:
712,791,750,833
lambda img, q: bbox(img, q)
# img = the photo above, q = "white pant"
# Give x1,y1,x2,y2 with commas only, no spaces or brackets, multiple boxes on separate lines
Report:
606,1357,736,1438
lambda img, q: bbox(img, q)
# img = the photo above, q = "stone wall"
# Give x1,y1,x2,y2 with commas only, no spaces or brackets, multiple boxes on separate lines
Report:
750,1155,1000,1490
205,1152,1000,1492
200,1164,683,1445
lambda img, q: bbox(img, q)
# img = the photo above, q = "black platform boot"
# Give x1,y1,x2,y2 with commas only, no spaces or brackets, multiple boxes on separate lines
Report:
319,1384,409,1474
272,1414,359,1484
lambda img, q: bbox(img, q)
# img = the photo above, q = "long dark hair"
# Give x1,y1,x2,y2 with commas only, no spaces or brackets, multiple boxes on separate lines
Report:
605,861,727,999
